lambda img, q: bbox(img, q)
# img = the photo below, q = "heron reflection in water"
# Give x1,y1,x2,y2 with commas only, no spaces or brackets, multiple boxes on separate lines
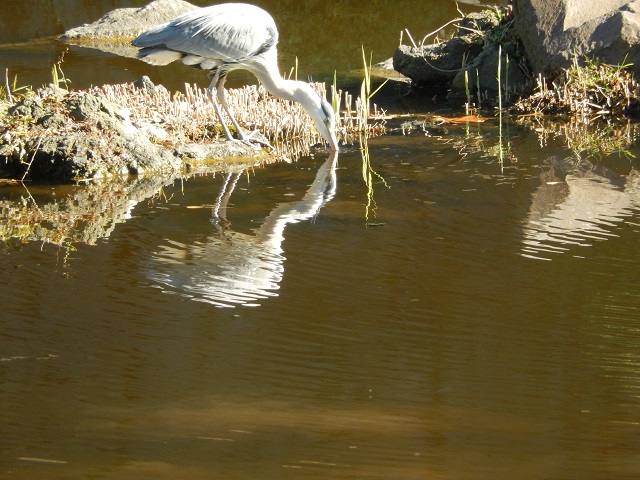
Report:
149,152,338,307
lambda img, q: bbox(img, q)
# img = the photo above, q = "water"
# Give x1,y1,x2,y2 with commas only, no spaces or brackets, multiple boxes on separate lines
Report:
0,0,465,92
2,1,640,479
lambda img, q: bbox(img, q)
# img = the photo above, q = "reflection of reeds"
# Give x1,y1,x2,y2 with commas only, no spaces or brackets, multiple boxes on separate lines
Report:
356,48,389,221
0,174,182,246
359,131,389,222
516,115,639,161
0,187,86,246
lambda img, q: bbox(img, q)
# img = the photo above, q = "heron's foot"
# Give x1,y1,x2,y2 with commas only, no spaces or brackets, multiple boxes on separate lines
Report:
210,215,232,235
224,137,271,152
237,130,275,151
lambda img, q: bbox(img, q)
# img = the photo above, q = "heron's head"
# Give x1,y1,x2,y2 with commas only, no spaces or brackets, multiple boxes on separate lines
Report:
296,84,339,151
314,98,339,152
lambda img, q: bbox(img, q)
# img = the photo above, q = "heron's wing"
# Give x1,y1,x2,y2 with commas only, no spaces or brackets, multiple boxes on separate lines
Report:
133,4,278,62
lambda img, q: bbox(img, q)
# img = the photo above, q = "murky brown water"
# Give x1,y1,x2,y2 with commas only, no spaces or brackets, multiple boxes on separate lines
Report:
0,0,465,92
2,1,640,479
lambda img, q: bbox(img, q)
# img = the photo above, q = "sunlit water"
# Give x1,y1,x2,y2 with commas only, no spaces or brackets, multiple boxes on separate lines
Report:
2,1,640,479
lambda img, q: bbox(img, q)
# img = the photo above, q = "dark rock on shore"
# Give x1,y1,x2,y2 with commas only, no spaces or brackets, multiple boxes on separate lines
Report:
4,86,179,180
392,10,502,88
390,1,640,107
513,0,640,77
448,43,530,102
391,7,530,104
393,36,483,86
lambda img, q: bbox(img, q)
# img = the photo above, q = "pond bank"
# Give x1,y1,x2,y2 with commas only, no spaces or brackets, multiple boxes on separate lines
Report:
391,1,640,109
0,79,295,182
3,0,640,182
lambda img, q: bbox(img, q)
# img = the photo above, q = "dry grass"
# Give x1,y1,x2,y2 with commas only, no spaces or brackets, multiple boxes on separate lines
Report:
333,85,387,140
512,57,640,161
94,82,320,159
1,73,388,179
93,80,387,160
514,57,640,120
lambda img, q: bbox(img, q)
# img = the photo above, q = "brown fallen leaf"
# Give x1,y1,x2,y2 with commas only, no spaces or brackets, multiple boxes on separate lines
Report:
430,115,491,124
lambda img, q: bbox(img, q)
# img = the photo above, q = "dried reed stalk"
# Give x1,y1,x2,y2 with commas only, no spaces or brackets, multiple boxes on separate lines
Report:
93,80,386,161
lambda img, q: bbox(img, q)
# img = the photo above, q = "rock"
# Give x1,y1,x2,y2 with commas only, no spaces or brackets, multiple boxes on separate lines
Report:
67,93,131,138
390,6,531,103
37,113,68,129
447,43,530,102
513,0,640,77
393,36,483,86
2,85,267,181
175,139,269,162
59,0,197,58
392,9,509,87
458,10,502,32
8,97,46,120
374,57,395,71
61,0,196,40
133,76,158,95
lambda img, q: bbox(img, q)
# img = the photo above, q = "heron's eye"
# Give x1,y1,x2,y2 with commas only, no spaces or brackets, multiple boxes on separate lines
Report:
320,102,333,122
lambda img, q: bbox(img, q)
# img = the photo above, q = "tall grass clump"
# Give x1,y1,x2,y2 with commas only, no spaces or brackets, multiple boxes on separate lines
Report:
356,48,389,221
514,56,640,120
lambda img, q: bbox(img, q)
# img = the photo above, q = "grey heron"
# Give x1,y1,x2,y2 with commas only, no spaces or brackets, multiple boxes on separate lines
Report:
132,2,339,151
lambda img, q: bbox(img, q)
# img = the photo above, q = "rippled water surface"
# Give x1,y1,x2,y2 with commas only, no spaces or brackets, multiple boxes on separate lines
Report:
2,1,640,479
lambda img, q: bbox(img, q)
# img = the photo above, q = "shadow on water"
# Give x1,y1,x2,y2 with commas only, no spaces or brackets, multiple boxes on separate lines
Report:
148,152,338,307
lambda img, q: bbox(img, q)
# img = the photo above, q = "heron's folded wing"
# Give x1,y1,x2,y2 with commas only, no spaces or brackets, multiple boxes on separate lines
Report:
133,4,278,63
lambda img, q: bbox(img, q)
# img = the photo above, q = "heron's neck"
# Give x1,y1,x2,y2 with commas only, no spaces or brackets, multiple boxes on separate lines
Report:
251,56,306,102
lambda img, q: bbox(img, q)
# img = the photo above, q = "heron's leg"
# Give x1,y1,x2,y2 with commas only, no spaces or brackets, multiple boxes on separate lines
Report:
207,72,235,142
215,73,246,139
217,74,274,150
211,171,241,232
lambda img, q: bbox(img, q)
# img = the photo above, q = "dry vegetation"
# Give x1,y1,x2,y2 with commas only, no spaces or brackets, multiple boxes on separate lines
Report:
95,81,325,160
0,73,388,244
94,79,387,160
514,57,640,120
1,73,387,179
511,57,640,161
